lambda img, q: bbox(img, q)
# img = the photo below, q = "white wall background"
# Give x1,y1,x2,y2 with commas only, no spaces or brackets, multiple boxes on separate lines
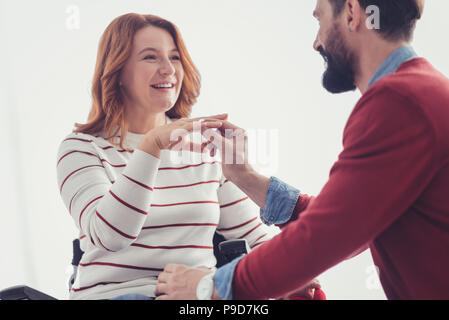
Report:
1,0,448,300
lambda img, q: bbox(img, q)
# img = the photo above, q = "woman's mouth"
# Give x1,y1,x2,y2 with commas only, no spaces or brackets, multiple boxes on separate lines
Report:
151,83,175,90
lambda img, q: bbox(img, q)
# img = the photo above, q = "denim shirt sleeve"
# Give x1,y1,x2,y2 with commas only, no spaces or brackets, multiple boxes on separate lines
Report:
213,256,245,300
260,176,300,225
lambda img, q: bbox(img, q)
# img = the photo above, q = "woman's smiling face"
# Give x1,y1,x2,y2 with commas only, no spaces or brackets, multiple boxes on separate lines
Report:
120,25,185,114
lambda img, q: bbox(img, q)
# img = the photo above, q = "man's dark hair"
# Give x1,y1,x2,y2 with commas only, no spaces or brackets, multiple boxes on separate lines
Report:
328,0,423,41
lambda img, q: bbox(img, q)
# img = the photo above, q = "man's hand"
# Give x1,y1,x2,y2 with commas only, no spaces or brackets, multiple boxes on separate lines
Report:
202,119,271,209
281,279,322,300
155,264,220,300
203,120,252,183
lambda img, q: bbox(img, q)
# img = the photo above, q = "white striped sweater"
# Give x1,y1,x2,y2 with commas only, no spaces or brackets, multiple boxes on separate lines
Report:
56,121,278,300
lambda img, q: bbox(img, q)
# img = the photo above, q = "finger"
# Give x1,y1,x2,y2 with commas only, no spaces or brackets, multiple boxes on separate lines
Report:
197,266,213,272
216,120,243,134
163,264,179,273
164,263,189,273
202,142,217,156
171,140,212,154
182,120,223,133
155,294,170,300
205,130,226,150
307,288,315,300
157,272,170,284
154,283,169,296
309,279,321,290
190,114,228,122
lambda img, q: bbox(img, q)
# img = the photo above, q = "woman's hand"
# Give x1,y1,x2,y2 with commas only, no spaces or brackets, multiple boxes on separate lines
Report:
138,114,228,158
155,264,220,300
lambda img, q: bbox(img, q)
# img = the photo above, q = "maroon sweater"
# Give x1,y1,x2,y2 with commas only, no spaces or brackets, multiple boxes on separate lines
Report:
233,58,449,300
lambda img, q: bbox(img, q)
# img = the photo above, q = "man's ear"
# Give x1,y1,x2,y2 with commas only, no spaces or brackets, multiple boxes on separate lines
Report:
417,0,425,19
345,0,363,33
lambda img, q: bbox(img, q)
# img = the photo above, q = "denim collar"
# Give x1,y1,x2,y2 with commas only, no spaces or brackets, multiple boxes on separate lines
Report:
366,46,418,90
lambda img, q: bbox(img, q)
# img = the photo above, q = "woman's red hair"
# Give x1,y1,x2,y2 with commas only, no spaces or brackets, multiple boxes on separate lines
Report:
75,13,201,150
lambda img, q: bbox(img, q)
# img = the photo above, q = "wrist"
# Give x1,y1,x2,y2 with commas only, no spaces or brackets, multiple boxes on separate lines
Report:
137,135,161,159
227,164,254,185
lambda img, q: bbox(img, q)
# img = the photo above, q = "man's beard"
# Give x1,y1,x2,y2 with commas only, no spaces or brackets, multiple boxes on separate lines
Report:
318,25,357,94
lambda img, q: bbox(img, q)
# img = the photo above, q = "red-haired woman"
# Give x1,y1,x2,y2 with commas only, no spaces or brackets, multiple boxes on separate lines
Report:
56,13,276,300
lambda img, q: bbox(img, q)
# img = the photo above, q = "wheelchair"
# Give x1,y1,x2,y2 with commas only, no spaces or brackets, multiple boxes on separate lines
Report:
0,233,249,300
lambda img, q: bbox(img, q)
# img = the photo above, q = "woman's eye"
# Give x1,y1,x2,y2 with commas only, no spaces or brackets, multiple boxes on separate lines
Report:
144,55,156,60
171,55,181,61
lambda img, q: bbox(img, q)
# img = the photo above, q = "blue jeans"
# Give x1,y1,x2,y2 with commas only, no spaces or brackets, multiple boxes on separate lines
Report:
110,293,154,300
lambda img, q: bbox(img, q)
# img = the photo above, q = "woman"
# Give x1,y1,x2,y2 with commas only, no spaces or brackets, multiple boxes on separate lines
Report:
56,13,277,300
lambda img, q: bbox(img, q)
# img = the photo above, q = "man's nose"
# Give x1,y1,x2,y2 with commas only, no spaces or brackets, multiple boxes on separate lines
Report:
313,36,322,52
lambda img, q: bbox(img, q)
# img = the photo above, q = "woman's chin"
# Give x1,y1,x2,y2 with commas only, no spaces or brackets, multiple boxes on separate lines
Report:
148,100,176,114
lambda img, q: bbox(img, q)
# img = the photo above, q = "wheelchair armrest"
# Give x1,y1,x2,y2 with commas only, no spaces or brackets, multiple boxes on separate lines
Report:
218,239,251,263
0,285,57,300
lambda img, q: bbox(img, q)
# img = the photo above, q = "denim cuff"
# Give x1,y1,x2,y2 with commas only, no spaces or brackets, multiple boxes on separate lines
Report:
213,255,245,300
260,176,300,225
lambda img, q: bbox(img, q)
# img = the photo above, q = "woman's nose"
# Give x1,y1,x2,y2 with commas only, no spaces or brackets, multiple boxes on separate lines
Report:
159,59,176,76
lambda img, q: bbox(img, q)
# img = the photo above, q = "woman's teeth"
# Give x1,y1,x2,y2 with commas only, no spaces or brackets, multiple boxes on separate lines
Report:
152,83,174,88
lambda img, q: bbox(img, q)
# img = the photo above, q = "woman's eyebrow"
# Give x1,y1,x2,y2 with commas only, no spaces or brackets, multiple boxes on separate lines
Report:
138,47,179,55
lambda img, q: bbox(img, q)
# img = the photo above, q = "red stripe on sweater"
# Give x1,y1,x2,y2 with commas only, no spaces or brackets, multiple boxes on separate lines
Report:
220,196,249,209
142,223,218,230
97,237,114,252
68,191,79,215
122,174,153,191
250,233,268,249
60,165,104,192
238,222,263,239
101,159,126,168
109,190,148,215
155,180,220,190
78,196,103,231
96,211,137,240
151,201,219,207
131,243,213,250
79,261,163,272
217,216,258,232
219,179,230,187
71,281,124,292
63,137,92,143
58,150,125,168
57,150,98,166
158,161,221,171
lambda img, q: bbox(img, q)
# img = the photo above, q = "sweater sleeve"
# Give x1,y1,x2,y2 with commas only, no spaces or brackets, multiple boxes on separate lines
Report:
56,133,160,252
232,87,439,299
216,177,279,249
